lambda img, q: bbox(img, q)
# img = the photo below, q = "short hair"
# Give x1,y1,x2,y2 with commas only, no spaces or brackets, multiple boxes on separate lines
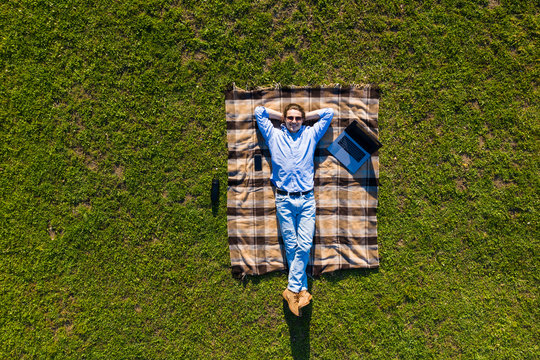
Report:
282,103,305,122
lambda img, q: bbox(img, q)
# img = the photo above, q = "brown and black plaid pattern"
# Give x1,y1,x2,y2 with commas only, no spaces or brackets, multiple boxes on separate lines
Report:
226,85,380,278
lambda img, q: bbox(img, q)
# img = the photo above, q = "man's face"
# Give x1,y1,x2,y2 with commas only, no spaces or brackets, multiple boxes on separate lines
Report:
285,109,303,133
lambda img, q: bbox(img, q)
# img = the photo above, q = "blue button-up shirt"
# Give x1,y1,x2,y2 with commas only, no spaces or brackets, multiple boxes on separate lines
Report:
255,106,334,192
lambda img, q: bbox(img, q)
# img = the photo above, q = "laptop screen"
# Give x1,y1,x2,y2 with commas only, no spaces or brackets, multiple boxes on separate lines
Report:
344,120,382,154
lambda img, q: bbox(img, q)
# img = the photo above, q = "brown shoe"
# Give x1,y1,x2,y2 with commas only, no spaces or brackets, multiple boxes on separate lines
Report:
298,290,312,309
282,289,300,316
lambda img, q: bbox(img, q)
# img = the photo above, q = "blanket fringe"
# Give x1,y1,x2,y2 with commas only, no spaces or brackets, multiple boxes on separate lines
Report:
227,82,379,92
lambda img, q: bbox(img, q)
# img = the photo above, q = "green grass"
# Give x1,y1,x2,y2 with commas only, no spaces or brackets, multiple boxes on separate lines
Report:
1,0,538,358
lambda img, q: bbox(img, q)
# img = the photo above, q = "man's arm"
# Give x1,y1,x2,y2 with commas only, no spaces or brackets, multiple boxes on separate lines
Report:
305,110,322,122
254,106,278,141
266,107,282,121
309,108,334,142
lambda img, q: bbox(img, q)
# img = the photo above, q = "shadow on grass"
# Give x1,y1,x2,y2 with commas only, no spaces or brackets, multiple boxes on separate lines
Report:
237,271,286,286
283,300,312,360
236,269,378,359
211,200,219,217
237,272,313,358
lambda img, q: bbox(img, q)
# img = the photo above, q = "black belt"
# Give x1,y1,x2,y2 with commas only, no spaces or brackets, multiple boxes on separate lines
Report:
276,189,313,197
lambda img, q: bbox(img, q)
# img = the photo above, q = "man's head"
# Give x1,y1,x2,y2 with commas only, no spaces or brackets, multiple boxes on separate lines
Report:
282,103,305,133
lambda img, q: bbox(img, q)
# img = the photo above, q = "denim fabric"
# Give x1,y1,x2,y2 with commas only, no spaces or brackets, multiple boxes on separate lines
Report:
275,190,316,293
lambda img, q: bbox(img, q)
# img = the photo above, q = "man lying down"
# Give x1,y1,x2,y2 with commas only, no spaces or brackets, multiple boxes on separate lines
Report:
254,104,334,316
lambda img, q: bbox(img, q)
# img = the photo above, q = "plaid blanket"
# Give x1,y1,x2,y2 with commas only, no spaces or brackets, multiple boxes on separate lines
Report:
226,85,380,278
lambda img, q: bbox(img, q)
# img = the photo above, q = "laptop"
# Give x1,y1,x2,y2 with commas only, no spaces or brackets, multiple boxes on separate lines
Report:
327,120,382,174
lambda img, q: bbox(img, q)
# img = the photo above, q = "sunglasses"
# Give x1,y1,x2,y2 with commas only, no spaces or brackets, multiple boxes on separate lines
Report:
286,116,303,121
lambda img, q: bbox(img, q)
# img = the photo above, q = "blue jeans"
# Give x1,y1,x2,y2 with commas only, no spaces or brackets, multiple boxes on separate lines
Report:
275,191,316,293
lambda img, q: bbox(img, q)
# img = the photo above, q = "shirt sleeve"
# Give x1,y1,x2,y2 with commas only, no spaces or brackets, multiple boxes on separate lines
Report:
311,108,334,142
254,106,275,142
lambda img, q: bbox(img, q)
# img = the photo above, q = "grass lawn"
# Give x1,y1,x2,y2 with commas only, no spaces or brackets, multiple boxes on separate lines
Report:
1,0,538,358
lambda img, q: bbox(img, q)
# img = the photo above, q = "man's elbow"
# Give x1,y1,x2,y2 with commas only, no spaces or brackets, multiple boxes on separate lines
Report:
322,108,334,120
256,106,270,119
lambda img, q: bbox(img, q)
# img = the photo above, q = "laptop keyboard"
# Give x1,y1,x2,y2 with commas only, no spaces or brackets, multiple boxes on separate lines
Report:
338,136,365,162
